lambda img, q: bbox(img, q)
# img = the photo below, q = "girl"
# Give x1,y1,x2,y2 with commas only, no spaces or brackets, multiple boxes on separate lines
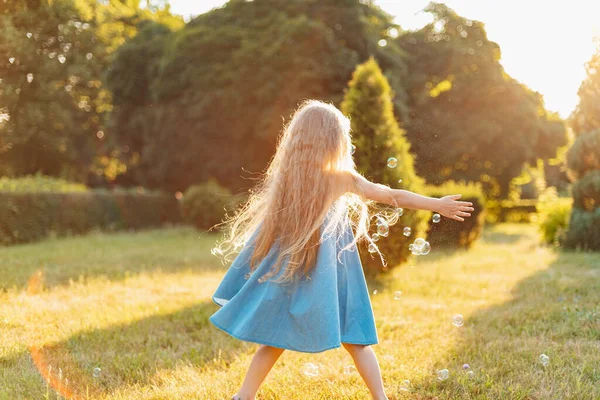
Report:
209,100,474,400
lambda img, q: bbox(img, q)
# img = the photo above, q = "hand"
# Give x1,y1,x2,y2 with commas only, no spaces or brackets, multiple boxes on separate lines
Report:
437,194,474,222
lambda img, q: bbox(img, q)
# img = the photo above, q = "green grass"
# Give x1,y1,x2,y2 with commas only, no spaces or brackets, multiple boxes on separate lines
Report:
1,224,598,399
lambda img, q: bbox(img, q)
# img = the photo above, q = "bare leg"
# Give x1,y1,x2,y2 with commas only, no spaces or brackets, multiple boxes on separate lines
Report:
234,345,285,400
342,343,388,400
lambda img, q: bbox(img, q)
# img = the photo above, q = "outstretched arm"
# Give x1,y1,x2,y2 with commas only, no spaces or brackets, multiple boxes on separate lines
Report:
344,171,474,222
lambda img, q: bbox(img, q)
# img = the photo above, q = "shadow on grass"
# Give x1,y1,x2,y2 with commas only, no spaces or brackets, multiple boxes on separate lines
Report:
0,227,226,293
416,250,600,399
1,299,250,399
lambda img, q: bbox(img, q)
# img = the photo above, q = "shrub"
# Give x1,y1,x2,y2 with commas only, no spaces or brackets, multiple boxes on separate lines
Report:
536,189,572,245
424,181,486,249
0,190,180,245
341,58,428,275
485,199,538,223
180,180,240,231
0,174,87,192
563,207,600,250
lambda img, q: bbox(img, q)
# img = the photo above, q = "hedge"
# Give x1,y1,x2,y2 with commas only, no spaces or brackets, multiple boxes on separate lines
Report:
181,180,243,231
0,190,181,245
485,199,538,223
536,196,572,245
424,181,486,249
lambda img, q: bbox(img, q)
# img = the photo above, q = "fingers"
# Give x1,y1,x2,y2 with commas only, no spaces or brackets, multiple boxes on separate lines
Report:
459,206,475,212
458,201,473,206
451,215,465,222
457,211,471,217
449,194,462,200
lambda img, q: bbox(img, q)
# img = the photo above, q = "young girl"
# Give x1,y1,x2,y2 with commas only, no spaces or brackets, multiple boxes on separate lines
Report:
209,100,474,400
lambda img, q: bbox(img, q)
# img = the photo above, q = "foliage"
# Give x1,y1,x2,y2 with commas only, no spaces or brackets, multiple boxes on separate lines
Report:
0,189,180,245
485,199,538,223
563,207,600,250
180,180,239,231
396,2,568,198
566,129,600,180
570,44,600,136
424,181,486,248
0,0,182,184
106,0,406,191
536,188,572,245
0,173,87,192
341,57,428,274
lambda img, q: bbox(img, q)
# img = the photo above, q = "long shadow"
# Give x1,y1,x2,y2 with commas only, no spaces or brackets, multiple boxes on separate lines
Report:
0,227,224,293
417,250,600,399
1,299,249,399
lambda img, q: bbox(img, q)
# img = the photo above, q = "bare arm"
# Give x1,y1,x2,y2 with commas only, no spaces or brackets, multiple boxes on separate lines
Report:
344,171,474,222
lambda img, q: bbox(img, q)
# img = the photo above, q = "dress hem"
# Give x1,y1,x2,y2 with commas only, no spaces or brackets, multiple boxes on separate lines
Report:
209,300,378,353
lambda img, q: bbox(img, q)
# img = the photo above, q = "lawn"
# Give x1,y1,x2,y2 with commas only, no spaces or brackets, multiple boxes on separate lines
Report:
0,224,598,399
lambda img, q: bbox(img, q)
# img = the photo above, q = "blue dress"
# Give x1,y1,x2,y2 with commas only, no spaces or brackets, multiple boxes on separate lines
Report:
209,215,378,353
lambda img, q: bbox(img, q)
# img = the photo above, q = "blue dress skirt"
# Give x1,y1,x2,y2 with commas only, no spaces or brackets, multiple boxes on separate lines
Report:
209,218,378,353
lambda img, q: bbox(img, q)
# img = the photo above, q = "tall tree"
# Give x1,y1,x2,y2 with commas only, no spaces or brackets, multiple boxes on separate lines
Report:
341,58,428,273
397,2,568,198
106,0,406,191
570,43,600,136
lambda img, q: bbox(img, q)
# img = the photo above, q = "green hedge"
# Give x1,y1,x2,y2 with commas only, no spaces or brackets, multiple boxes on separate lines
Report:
0,174,87,192
181,180,242,231
485,199,538,223
0,190,180,245
536,196,572,245
563,207,600,250
424,181,486,249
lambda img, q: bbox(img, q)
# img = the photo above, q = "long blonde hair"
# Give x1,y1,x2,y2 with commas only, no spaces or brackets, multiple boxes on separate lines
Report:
213,99,381,284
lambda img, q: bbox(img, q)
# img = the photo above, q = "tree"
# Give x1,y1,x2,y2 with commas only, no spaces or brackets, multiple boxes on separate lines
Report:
341,58,429,273
106,0,407,192
570,43,600,136
397,2,568,198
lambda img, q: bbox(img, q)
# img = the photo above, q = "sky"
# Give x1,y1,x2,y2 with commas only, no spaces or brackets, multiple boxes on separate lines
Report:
167,0,600,118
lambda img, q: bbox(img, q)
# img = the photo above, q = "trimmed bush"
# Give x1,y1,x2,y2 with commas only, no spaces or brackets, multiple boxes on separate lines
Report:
424,181,486,249
536,191,572,245
485,199,538,223
563,207,600,250
0,190,180,245
0,174,87,192
341,58,428,274
181,180,240,231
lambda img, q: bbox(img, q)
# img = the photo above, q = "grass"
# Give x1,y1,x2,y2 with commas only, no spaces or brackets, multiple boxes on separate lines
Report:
0,224,598,399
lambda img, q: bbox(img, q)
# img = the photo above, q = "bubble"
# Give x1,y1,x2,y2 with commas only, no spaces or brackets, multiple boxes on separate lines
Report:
27,73,34,83
96,131,105,139
387,28,399,38
466,370,475,378
436,369,449,381
403,227,411,237
396,207,403,216
372,290,378,295
343,365,356,375
368,243,378,253
400,379,411,391
244,272,251,280
378,39,387,47
539,354,549,367
8,57,15,64
420,241,431,255
397,179,403,184
86,53,93,60
394,291,402,300
452,314,464,327
174,191,183,200
26,32,32,39
463,363,470,370
58,54,66,64
408,244,414,251
414,238,426,247
387,157,398,168
335,23,342,31
350,144,355,155
371,233,380,242
432,213,441,223
460,31,468,38
468,48,475,55
465,20,473,26
377,223,389,237
302,363,320,377
92,367,101,378
476,40,483,47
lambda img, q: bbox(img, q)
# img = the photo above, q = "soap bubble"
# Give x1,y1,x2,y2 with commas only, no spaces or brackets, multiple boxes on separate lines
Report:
58,54,66,63
27,73,34,83
394,291,402,300
377,223,389,237
302,363,320,377
403,227,411,237
387,157,398,168
419,241,431,255
539,354,549,367
8,57,15,64
408,244,414,251
466,370,475,378
396,208,404,216
400,379,411,391
372,290,378,295
92,367,101,378
371,233,380,242
351,145,355,155
436,369,449,381
378,39,387,47
368,243,378,253
414,238,426,247
452,314,464,327
432,213,441,223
